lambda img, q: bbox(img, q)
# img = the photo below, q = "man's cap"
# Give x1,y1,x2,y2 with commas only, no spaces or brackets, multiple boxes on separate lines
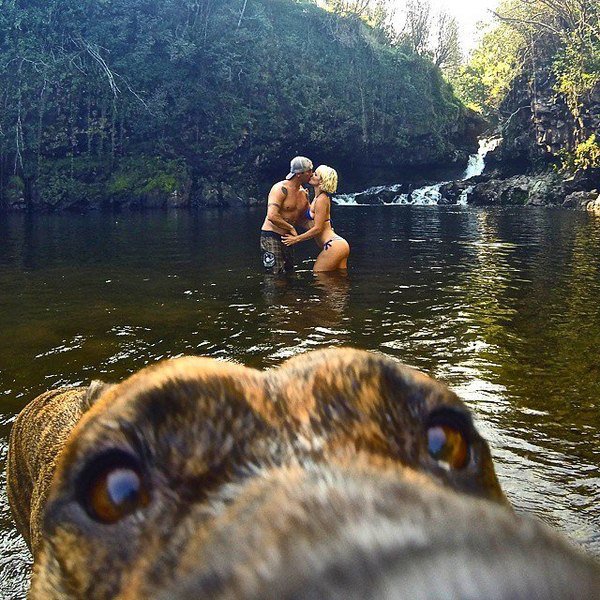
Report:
285,156,313,180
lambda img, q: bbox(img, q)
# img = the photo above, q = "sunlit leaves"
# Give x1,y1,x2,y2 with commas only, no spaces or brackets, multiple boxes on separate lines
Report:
453,0,600,120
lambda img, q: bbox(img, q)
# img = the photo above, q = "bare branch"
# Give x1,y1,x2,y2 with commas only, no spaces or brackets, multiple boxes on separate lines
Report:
75,37,121,98
237,0,249,29
502,105,531,128
491,11,563,36
113,73,155,115
71,36,153,114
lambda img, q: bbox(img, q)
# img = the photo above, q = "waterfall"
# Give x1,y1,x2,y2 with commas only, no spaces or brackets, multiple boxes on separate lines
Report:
334,183,405,206
457,185,474,205
334,194,359,206
334,184,442,206
408,183,444,205
462,137,501,180
332,137,501,206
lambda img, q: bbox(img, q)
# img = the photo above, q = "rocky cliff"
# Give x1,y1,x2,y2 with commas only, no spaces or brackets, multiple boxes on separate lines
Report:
484,37,599,189
455,34,600,209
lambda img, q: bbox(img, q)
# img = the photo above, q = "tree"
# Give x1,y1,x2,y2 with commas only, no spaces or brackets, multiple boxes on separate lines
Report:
449,22,523,114
451,0,599,170
0,0,474,210
392,0,462,72
432,11,461,71
397,0,431,56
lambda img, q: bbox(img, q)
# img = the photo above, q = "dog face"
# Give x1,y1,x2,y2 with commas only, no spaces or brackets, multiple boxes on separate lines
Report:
8,349,600,599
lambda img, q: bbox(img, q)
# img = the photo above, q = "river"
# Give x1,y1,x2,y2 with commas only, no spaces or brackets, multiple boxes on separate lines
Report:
1,205,600,596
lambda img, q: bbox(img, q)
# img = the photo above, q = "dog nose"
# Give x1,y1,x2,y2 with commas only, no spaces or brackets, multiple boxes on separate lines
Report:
152,466,600,600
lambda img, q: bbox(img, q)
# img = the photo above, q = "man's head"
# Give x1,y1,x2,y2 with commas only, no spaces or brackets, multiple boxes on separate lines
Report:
285,156,313,183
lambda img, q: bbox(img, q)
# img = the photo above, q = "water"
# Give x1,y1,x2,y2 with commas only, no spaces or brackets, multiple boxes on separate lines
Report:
1,206,600,596
462,137,502,180
336,137,501,206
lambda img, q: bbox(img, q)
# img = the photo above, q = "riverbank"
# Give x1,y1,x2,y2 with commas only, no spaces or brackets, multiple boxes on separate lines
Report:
332,139,600,211
3,144,598,212
444,170,600,211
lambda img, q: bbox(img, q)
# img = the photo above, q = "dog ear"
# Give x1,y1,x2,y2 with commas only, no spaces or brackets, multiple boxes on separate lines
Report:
83,380,114,411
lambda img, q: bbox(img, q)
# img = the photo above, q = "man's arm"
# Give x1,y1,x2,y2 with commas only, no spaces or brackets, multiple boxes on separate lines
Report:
281,195,327,246
266,185,297,235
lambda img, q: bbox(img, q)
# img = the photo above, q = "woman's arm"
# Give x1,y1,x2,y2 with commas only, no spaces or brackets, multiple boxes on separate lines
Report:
282,195,328,246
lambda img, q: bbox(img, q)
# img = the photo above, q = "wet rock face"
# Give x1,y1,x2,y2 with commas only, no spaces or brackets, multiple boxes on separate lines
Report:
469,176,529,206
331,167,595,209
438,180,473,204
468,173,565,207
465,36,600,209
562,189,600,210
531,95,575,158
192,180,248,208
352,186,412,206
492,39,600,173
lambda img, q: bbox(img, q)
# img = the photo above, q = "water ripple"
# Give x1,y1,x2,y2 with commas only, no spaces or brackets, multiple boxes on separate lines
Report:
1,207,599,598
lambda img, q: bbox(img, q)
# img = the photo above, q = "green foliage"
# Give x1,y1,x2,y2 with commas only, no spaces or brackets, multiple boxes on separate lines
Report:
560,135,600,172
448,22,523,115
108,157,189,198
8,176,24,192
454,0,600,162
0,0,472,208
35,158,109,208
553,29,600,116
4,175,25,206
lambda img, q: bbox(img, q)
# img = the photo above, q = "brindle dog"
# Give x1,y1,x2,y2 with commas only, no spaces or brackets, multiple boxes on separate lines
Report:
7,349,600,599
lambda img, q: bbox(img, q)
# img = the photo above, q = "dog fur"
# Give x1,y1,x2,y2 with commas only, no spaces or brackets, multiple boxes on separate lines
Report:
7,348,600,598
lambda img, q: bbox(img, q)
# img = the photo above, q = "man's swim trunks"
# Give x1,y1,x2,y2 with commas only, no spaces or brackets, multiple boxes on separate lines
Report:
260,231,294,274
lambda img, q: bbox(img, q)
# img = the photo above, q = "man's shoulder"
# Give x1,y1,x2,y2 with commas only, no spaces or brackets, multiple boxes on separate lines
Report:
270,179,288,190
269,181,289,196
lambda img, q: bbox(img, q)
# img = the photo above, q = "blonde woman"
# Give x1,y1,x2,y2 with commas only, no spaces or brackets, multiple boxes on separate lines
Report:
282,165,349,272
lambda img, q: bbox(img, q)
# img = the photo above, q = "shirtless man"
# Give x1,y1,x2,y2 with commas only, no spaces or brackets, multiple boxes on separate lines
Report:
260,156,313,274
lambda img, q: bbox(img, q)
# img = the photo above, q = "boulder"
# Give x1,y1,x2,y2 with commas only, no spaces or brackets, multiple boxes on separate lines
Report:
468,172,563,206
562,190,599,210
438,180,473,204
351,191,380,205
526,173,564,205
586,194,600,213
350,183,415,205
563,168,600,195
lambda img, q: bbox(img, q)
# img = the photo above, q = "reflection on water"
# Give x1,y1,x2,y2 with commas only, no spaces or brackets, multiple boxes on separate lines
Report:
260,271,351,362
1,207,599,596
313,270,350,318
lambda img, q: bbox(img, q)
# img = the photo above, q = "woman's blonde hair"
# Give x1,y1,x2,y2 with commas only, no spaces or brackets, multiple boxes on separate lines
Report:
315,165,338,194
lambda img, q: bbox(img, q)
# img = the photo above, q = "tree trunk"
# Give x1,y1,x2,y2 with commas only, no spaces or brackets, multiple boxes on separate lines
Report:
237,0,249,29
110,98,117,169
37,79,47,177
87,92,92,155
98,100,107,158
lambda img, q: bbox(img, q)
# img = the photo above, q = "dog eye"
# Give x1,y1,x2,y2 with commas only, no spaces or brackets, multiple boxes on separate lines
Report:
426,419,469,470
83,462,149,524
